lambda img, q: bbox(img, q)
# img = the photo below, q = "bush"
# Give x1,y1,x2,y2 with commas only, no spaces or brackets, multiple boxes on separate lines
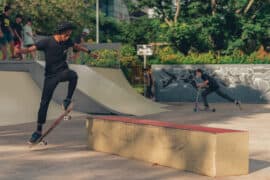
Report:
75,45,142,68
167,23,197,55
154,46,183,64
75,44,270,67
150,46,270,65
119,45,139,67
76,49,119,68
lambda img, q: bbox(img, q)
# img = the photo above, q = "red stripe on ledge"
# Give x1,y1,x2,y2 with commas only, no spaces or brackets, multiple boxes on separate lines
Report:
93,116,245,134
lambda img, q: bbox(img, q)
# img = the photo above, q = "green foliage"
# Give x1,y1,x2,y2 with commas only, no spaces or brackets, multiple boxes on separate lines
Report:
132,84,144,95
128,0,270,56
76,45,141,68
99,16,123,42
1,0,122,42
77,49,119,68
1,0,269,65
119,44,139,66
150,46,270,65
7,0,95,36
153,46,183,64
120,17,165,46
167,23,197,55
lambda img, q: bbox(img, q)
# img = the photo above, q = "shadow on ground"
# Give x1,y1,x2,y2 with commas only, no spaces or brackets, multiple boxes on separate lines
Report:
249,159,270,173
1,103,270,180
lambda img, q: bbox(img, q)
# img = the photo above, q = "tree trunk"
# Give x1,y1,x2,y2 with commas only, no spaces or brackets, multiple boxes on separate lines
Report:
174,0,180,23
165,17,173,26
244,0,255,14
211,0,217,15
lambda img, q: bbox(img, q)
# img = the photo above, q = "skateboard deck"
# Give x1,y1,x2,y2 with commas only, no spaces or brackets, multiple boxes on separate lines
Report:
28,104,73,147
194,106,216,112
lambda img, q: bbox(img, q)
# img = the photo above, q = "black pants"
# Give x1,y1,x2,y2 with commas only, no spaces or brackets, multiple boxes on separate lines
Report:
146,86,153,98
38,69,78,124
201,87,235,107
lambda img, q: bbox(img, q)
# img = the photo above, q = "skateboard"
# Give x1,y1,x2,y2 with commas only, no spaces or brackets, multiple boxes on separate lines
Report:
28,103,73,147
194,106,216,112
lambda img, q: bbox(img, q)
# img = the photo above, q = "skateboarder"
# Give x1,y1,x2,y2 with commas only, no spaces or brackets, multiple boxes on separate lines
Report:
16,22,95,144
195,69,241,110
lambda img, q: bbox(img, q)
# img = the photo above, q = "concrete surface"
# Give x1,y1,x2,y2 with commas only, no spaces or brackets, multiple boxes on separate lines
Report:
0,71,69,126
87,116,248,177
0,61,167,116
153,64,270,103
0,62,269,179
37,61,168,116
0,103,270,180
90,67,165,108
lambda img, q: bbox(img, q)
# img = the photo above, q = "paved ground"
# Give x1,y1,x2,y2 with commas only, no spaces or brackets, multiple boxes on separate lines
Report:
0,103,270,180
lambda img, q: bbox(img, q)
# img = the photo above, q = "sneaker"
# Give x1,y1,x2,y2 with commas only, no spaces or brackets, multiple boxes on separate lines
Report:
28,131,42,144
235,100,242,110
203,106,210,111
63,99,72,110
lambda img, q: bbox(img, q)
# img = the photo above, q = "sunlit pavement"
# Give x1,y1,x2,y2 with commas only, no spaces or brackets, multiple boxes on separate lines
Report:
0,103,270,180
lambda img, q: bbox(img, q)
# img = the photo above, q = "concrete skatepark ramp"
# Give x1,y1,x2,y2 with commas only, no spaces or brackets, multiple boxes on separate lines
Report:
34,61,166,116
0,61,167,119
0,71,64,126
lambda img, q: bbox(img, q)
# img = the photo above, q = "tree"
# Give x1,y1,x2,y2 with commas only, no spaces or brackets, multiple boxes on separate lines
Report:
1,0,123,42
120,16,164,46
0,0,95,36
129,0,270,54
124,0,181,26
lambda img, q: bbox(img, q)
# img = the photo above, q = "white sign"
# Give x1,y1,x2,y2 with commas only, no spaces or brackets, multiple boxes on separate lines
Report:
137,44,153,56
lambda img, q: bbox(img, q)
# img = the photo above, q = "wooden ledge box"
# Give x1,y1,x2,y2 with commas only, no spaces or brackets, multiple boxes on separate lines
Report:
86,116,249,177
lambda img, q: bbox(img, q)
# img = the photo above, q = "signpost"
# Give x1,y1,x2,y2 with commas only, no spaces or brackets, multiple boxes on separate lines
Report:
96,0,99,43
137,45,153,97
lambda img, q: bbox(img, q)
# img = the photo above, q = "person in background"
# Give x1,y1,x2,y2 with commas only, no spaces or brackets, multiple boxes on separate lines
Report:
72,28,90,60
0,5,14,60
195,69,241,110
145,66,154,99
12,14,23,60
23,18,35,59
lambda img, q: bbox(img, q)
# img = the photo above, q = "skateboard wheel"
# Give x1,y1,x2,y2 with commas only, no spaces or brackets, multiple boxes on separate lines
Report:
64,115,71,121
38,141,43,145
42,141,48,145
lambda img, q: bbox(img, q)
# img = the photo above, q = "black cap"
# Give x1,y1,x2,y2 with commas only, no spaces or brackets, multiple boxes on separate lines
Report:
4,5,11,12
27,18,32,22
196,68,203,73
55,22,76,34
16,14,23,19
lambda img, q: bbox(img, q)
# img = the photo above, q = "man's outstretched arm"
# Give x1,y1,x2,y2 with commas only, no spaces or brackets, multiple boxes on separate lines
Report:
197,80,209,88
73,43,98,59
15,45,37,54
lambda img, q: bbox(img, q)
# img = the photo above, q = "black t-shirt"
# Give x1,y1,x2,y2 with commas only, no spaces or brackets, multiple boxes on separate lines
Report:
201,73,219,89
35,36,74,76
74,34,88,44
74,35,82,44
12,22,22,41
0,13,11,33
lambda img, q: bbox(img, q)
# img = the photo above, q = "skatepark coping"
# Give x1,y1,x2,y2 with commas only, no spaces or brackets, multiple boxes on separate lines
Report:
94,116,245,133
